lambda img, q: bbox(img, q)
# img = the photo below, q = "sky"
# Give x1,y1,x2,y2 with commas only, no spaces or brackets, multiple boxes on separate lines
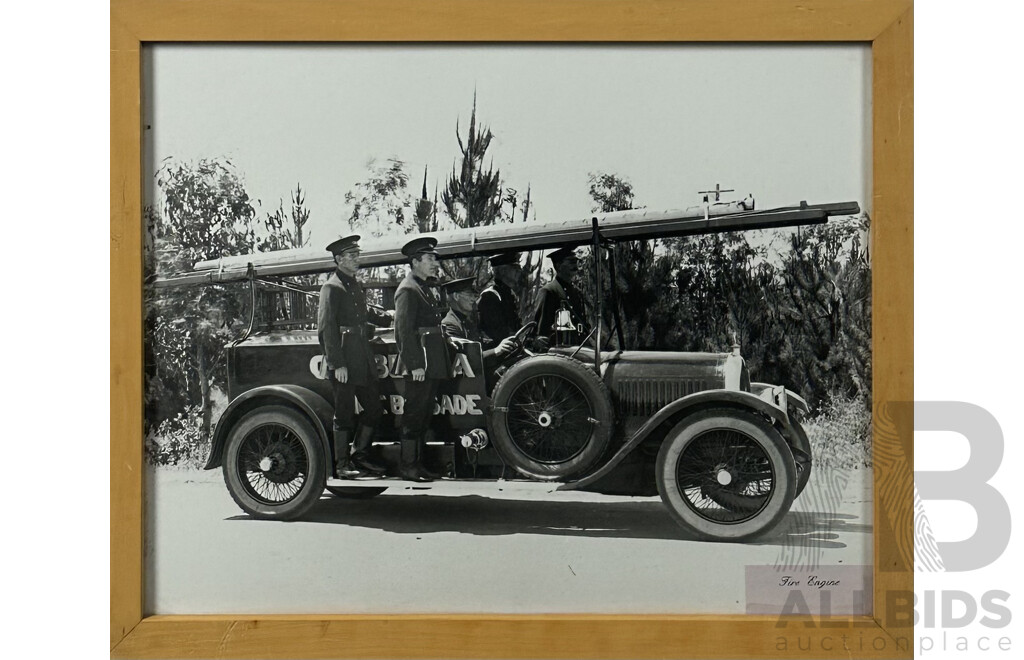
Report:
143,43,869,247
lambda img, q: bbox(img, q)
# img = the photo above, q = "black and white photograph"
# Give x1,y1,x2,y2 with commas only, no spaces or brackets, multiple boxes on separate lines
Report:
141,43,873,615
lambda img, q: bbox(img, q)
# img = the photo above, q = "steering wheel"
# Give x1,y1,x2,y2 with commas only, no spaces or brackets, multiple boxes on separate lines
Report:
499,321,537,362
512,321,537,344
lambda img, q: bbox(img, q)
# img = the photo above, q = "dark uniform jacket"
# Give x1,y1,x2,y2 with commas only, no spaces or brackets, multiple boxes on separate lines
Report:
534,275,590,346
442,308,503,389
442,308,499,359
477,280,520,343
394,272,448,379
317,270,391,386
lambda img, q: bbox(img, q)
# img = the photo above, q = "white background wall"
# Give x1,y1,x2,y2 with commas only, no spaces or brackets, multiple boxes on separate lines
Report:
3,2,1022,658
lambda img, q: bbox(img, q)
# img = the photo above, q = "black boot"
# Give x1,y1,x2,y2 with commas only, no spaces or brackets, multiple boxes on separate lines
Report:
333,429,366,479
419,456,442,481
350,425,386,476
419,430,442,479
420,465,442,480
398,432,432,482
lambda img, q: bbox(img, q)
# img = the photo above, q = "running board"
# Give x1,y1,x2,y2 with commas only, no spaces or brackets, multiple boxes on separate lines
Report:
324,477,530,488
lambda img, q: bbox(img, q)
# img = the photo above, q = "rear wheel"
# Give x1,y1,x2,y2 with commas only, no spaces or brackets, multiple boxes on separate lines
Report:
656,408,796,542
489,354,613,480
222,405,327,520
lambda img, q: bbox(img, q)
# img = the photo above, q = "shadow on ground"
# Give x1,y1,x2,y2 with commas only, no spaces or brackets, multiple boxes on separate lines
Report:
229,492,871,547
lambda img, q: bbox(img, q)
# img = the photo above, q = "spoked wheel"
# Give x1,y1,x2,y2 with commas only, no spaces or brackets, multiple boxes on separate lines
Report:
683,431,775,516
656,408,796,542
508,376,594,462
489,354,613,480
222,405,326,520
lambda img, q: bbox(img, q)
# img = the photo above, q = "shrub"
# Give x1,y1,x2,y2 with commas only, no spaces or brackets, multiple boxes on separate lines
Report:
144,406,210,468
802,391,871,470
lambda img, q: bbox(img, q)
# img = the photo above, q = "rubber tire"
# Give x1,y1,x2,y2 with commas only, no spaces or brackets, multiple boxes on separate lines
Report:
222,405,327,520
655,408,797,542
325,486,388,499
489,354,614,480
788,418,813,498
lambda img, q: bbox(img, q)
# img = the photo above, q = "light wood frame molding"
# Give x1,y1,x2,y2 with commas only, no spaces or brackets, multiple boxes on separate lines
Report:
111,1,913,657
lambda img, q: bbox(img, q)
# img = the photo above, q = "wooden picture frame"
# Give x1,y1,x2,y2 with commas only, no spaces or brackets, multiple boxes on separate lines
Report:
110,0,913,657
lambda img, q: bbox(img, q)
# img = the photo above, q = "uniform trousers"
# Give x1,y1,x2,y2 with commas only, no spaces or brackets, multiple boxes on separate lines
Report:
400,378,439,438
330,377,383,433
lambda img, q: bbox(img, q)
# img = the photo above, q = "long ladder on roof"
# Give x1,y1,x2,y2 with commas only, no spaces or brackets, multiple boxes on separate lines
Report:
152,199,860,289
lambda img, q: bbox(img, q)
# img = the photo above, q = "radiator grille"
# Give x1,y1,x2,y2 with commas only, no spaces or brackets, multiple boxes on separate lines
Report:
615,378,709,416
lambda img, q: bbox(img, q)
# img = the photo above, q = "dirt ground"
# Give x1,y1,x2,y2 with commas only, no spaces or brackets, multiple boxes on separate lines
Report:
144,466,872,615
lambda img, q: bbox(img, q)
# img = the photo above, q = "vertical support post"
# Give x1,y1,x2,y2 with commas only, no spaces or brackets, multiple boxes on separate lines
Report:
233,264,258,347
591,217,602,374
607,241,626,350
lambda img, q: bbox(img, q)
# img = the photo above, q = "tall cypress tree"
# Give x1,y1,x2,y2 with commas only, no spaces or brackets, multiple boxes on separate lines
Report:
440,94,504,279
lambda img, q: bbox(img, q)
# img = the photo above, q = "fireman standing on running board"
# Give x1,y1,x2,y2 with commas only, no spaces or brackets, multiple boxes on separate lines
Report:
317,234,392,479
394,236,449,482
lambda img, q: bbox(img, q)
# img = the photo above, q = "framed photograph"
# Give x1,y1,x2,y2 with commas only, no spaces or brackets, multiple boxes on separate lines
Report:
111,1,912,657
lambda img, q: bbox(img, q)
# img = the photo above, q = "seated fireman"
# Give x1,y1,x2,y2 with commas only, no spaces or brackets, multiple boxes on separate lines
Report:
477,251,525,342
441,276,518,390
533,246,591,349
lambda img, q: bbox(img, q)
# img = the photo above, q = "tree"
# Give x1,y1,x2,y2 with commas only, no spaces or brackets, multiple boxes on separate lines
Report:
441,93,503,230
588,172,635,214
413,165,439,234
342,157,424,307
344,158,414,238
664,230,776,352
511,185,548,319
257,184,316,326
440,94,504,280
777,215,872,407
583,172,679,349
663,212,871,410
259,183,311,252
146,157,259,440
153,157,257,267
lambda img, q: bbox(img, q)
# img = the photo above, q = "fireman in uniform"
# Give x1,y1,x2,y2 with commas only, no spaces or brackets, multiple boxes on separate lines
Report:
441,276,518,391
394,236,448,482
534,246,590,348
477,252,524,343
317,234,392,479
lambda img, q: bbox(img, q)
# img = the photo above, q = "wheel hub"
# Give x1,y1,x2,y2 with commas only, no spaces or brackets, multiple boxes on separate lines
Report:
257,447,301,483
537,411,553,427
715,468,733,486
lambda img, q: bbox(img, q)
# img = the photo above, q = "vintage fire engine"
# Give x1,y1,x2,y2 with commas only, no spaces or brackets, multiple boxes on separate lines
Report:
155,196,860,542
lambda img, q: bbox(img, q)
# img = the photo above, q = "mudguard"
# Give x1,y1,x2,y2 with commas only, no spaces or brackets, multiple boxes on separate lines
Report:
558,388,792,491
751,382,810,415
203,384,334,470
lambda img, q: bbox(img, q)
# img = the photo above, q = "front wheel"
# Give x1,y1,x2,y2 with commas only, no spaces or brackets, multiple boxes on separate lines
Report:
656,408,797,542
789,418,813,498
222,405,327,520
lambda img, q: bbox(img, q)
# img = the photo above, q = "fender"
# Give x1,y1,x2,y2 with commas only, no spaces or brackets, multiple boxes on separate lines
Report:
203,385,334,470
558,388,791,491
751,382,810,414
